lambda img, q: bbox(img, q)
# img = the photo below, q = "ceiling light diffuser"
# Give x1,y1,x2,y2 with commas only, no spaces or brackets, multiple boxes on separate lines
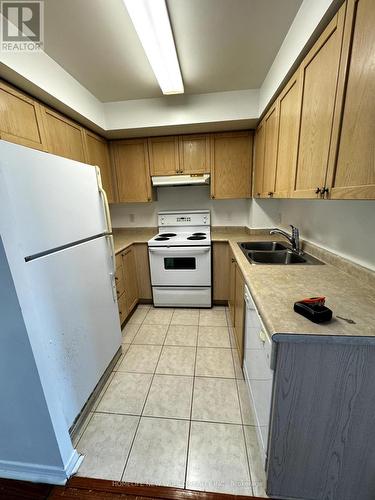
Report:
123,0,184,95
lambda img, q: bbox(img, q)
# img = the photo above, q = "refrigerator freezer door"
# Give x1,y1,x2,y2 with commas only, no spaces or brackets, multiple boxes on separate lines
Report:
0,141,107,257
25,236,121,428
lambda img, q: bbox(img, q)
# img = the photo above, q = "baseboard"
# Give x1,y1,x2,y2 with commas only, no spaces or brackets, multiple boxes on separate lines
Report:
0,449,82,485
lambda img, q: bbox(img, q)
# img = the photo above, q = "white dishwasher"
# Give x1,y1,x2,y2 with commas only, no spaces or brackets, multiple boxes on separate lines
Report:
243,285,274,465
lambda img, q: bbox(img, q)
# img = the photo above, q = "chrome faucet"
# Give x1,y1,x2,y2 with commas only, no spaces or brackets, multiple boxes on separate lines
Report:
270,225,302,254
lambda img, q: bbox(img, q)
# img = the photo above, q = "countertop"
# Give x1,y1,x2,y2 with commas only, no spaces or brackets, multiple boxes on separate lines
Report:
113,227,375,338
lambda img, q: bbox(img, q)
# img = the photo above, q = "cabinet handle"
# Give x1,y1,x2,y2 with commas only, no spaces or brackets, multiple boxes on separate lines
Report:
231,258,236,263
257,192,261,196
212,195,215,199
322,187,329,197
115,277,118,281
315,187,321,194
268,191,273,197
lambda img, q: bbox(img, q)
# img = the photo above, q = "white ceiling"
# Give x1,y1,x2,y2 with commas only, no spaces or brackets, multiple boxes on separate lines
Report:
44,0,302,103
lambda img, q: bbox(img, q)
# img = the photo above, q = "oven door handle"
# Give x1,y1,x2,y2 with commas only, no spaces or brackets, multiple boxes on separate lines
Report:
149,247,211,255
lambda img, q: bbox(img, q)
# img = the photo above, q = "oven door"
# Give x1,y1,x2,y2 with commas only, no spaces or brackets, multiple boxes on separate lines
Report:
149,246,211,286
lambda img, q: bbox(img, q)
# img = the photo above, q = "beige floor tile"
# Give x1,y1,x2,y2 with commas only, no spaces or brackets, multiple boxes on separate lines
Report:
237,379,256,425
195,347,235,378
186,421,252,495
77,413,139,480
171,308,200,326
199,307,227,327
118,344,162,373
128,307,149,325
123,417,189,488
192,377,242,424
232,348,245,379
165,325,198,346
143,374,193,419
96,372,152,415
244,426,267,491
198,326,231,348
122,322,141,342
143,308,174,325
133,324,168,345
156,346,196,376
121,342,131,355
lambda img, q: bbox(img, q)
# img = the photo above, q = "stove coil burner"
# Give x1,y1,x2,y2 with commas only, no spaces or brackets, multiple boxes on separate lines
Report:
155,236,170,241
187,235,206,240
159,233,177,237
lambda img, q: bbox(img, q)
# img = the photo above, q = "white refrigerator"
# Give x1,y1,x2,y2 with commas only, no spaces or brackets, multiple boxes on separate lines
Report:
0,140,122,429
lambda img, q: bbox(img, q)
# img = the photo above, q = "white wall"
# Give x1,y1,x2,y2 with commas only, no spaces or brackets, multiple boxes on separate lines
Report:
250,199,375,271
110,186,249,228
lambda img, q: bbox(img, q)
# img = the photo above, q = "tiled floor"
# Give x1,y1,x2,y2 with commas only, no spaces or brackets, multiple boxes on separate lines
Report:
75,305,268,497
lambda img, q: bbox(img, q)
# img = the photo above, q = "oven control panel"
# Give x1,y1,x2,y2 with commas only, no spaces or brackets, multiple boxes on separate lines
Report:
158,210,210,226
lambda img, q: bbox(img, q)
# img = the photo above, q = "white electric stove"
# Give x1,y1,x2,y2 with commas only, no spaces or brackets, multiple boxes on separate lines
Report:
148,210,212,307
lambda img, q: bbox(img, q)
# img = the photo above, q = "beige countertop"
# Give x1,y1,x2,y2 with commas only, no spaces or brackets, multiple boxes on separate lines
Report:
113,227,375,338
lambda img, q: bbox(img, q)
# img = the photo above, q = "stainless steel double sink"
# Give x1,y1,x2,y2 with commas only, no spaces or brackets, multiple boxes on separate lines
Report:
238,241,324,265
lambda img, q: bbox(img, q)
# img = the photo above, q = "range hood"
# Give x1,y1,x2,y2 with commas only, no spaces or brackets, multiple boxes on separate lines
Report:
152,174,210,187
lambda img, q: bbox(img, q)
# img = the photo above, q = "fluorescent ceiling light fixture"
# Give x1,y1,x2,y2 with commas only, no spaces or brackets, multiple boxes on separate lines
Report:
123,0,184,95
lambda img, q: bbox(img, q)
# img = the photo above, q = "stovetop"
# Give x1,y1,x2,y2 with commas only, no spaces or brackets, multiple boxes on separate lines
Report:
148,230,211,247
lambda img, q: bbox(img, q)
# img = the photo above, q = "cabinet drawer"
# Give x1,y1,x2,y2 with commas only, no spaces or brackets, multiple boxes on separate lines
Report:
118,292,127,324
115,267,125,297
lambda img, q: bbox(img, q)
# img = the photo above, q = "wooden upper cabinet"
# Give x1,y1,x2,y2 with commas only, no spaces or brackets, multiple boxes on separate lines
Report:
0,81,47,151
326,0,375,199
178,134,210,174
292,5,345,198
262,103,279,197
253,121,265,198
84,131,115,203
274,70,302,198
42,107,87,162
111,139,152,203
148,136,179,175
210,131,253,199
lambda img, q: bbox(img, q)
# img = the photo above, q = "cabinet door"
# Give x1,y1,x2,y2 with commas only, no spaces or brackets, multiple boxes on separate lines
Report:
234,264,245,363
148,136,179,175
111,139,152,203
292,6,345,198
178,134,210,174
228,252,236,327
212,242,229,302
253,121,266,198
0,81,47,151
274,70,302,198
122,247,139,314
211,131,253,199
326,0,375,199
262,103,279,198
42,107,87,162
133,243,152,300
84,131,116,203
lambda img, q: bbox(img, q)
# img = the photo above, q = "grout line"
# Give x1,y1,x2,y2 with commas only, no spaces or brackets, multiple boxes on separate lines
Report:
120,306,175,482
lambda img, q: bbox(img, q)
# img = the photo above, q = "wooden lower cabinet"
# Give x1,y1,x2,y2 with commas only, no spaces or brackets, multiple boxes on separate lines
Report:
122,247,138,315
234,264,245,363
212,242,229,302
228,251,236,326
133,243,152,300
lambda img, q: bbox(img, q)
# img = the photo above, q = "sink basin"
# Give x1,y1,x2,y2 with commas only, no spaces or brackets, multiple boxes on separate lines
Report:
239,241,288,251
248,250,307,264
237,242,324,265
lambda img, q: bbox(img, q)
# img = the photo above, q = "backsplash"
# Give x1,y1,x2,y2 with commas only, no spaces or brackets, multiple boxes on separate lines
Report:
110,186,249,227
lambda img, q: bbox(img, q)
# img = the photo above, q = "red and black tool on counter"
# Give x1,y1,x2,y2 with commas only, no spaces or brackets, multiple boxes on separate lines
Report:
294,296,333,323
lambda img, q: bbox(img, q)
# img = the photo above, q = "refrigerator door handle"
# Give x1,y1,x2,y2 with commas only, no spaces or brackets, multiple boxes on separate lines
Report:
96,166,112,234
